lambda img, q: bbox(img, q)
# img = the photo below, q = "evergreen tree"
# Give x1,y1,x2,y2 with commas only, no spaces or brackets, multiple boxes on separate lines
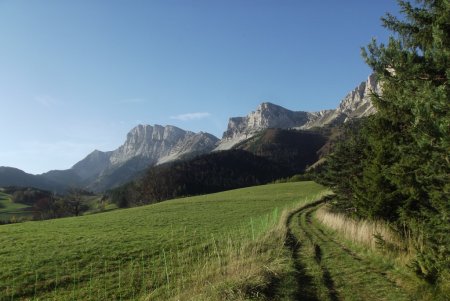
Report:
360,0,449,282
320,120,368,214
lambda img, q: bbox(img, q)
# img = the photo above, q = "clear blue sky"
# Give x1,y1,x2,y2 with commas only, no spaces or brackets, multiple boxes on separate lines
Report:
0,0,399,174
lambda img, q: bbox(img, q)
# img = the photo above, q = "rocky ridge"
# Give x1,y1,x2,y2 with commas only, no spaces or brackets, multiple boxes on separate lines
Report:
107,124,218,167
215,74,379,150
73,124,219,185
215,102,311,150
299,73,380,129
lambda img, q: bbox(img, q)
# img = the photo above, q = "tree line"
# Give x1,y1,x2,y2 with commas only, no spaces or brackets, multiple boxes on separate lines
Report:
317,0,449,285
108,150,288,208
4,187,91,220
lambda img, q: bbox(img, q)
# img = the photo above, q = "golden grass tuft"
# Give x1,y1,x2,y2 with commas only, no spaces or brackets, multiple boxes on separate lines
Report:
314,205,414,263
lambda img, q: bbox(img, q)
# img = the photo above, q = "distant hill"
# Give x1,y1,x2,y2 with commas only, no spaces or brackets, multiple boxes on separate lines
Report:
0,167,66,192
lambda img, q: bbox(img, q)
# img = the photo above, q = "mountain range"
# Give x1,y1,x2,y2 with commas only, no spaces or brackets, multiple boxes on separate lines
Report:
216,73,380,149
0,74,379,192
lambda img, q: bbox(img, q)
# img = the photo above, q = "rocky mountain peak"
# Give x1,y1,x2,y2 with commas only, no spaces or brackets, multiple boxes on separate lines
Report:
336,73,380,117
71,149,112,180
216,102,312,150
110,124,201,166
258,102,282,110
298,74,380,129
216,74,380,150
63,124,219,191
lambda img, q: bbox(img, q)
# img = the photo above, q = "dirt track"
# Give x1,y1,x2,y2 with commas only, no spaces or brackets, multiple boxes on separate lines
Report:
284,200,410,301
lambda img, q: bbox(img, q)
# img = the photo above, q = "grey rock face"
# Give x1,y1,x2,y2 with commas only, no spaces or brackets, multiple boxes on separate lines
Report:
216,102,313,150
216,74,380,150
301,74,380,129
70,124,219,190
108,124,218,167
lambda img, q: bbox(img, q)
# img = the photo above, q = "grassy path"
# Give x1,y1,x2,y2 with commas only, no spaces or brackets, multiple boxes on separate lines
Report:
286,201,412,301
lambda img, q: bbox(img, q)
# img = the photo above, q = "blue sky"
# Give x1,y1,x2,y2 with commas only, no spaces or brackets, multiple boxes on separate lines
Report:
0,0,398,174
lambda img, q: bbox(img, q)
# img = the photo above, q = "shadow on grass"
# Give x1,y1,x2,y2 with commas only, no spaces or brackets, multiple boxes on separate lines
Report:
285,228,320,301
283,201,328,301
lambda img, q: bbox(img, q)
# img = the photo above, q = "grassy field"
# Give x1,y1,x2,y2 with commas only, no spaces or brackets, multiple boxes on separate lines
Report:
0,181,327,300
0,192,33,222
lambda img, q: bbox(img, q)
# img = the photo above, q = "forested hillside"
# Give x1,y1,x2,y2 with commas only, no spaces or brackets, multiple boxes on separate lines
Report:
109,150,286,207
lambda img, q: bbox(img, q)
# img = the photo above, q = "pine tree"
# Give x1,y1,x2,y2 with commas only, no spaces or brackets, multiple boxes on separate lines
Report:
320,120,369,214
361,0,449,282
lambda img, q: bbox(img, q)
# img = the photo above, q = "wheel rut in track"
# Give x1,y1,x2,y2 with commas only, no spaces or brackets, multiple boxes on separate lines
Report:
284,200,409,301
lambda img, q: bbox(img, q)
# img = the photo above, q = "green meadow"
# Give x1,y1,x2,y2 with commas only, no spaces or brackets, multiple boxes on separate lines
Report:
0,181,328,300
0,192,33,222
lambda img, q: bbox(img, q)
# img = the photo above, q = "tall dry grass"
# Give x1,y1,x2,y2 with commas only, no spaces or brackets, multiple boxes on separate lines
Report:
314,205,414,263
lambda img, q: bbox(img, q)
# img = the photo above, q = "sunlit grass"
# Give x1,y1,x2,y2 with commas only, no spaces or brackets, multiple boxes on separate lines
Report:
315,205,413,261
313,205,448,300
0,181,327,300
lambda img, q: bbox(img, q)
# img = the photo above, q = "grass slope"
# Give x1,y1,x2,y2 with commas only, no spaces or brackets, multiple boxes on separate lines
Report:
0,192,32,222
0,181,327,300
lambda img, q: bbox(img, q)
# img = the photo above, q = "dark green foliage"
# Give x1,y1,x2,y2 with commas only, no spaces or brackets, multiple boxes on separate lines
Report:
361,0,450,283
111,150,289,206
322,0,449,284
145,149,286,199
8,186,53,205
32,194,90,220
235,128,328,174
0,167,69,193
1,187,92,220
109,183,139,208
274,173,314,183
317,119,369,214
64,188,90,216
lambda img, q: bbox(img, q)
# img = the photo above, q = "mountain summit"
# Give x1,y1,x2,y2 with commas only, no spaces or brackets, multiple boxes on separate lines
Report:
300,73,380,129
107,124,218,167
215,74,379,150
216,102,311,150
72,124,219,191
